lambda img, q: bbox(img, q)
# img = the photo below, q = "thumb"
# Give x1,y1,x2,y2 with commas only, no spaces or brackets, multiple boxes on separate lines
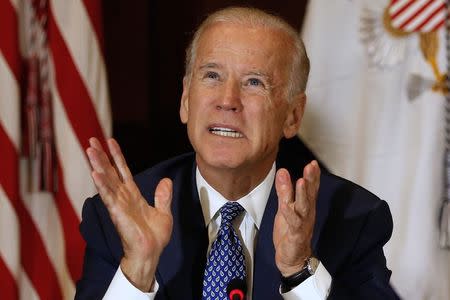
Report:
154,178,173,215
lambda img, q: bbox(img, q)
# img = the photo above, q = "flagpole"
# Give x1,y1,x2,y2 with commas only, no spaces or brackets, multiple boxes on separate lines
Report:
440,0,450,249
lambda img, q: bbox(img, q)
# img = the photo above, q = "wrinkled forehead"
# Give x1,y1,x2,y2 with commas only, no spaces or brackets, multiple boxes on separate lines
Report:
194,22,294,73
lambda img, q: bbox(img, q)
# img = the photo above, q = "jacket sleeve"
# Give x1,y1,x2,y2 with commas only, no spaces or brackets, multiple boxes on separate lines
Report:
74,196,122,300
328,200,400,300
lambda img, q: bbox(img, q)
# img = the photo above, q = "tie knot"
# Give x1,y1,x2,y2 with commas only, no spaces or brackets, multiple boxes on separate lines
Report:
220,201,244,226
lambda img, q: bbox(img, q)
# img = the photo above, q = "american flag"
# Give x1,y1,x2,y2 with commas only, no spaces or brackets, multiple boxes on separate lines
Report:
0,0,111,299
388,0,446,32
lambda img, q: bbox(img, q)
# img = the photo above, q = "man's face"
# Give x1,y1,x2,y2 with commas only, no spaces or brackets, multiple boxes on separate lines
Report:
180,22,305,175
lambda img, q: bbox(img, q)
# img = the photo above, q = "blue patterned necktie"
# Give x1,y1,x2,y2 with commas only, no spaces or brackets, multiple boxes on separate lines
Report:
202,201,246,300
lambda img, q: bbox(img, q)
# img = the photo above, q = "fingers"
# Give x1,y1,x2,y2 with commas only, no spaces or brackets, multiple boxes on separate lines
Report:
294,178,308,218
86,138,132,207
275,161,320,231
89,137,105,152
87,137,134,186
278,178,306,232
292,161,320,221
275,168,293,207
303,160,320,202
154,178,173,215
107,138,133,182
87,149,121,191
90,170,117,208
275,169,302,230
87,138,115,175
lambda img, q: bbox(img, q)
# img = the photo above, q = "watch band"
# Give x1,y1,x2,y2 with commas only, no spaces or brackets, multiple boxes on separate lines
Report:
280,257,319,293
280,268,312,293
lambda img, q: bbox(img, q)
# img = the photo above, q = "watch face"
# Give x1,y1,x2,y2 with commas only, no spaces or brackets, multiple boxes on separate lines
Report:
308,257,320,274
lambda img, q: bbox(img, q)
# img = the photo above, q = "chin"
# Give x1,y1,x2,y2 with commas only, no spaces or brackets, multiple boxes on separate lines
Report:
197,148,247,170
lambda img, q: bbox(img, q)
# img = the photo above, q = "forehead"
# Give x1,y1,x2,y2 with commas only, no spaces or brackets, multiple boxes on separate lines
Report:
194,22,293,74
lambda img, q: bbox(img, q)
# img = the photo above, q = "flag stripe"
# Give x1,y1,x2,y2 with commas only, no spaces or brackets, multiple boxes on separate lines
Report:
390,0,412,15
419,8,446,31
55,161,86,283
19,177,75,300
47,10,106,153
0,2,21,299
415,3,446,30
81,0,104,50
50,68,97,220
48,0,111,289
390,0,446,32
398,0,434,29
0,0,20,80
400,0,442,31
49,59,97,282
0,257,18,300
0,125,63,300
0,185,20,280
0,53,21,151
431,19,445,31
50,0,111,138
0,0,21,150
391,0,415,19
19,270,40,300
392,0,429,28
0,184,19,300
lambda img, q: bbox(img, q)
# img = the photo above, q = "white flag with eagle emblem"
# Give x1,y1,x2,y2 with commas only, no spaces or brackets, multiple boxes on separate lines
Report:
300,0,449,298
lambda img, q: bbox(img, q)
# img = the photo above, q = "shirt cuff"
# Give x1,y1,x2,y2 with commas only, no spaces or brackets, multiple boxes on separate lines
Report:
281,262,331,300
102,266,159,300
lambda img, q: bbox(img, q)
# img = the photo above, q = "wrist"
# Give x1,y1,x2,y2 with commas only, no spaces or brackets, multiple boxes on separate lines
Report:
279,263,306,278
120,257,157,292
277,247,313,277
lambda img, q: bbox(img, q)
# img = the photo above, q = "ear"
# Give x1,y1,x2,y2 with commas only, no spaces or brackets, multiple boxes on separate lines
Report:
283,93,306,139
179,77,190,124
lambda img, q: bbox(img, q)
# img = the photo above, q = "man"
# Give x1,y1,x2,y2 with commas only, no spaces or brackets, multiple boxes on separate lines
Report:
75,7,399,300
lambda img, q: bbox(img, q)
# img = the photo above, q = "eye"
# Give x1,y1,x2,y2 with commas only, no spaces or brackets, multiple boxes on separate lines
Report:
246,78,264,87
204,71,220,80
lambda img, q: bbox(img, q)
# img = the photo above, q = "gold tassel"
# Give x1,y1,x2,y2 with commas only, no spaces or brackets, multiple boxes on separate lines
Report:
419,32,447,94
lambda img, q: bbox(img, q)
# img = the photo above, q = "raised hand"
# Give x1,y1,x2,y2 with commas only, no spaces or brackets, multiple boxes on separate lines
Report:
273,160,320,276
86,137,173,291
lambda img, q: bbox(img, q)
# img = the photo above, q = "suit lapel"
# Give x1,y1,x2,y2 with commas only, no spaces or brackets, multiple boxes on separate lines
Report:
156,162,208,299
312,173,332,252
253,186,283,299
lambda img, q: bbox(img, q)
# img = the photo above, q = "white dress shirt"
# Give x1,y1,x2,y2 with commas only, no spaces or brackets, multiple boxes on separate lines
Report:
103,164,331,299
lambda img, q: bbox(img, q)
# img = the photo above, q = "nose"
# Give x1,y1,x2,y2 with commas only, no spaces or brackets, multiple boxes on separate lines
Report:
216,79,243,112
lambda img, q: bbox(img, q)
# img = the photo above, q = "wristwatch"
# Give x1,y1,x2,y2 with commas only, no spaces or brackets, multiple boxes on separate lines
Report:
280,257,320,293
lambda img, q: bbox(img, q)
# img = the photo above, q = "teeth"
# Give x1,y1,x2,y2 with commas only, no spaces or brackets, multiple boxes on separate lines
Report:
212,131,243,138
209,127,243,138
210,127,234,132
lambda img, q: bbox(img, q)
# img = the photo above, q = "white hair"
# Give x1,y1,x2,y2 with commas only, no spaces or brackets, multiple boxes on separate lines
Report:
184,6,310,101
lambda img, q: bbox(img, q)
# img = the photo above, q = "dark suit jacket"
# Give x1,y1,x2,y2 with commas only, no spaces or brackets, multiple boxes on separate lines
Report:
75,152,400,299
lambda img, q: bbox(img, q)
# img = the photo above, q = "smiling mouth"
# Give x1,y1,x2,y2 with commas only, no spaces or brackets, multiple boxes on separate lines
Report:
209,127,244,138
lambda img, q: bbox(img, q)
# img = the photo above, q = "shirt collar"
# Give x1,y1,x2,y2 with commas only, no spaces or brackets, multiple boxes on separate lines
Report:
196,164,275,230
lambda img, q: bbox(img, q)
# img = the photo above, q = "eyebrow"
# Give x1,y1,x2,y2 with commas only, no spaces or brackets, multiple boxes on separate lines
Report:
244,71,270,80
198,63,221,70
